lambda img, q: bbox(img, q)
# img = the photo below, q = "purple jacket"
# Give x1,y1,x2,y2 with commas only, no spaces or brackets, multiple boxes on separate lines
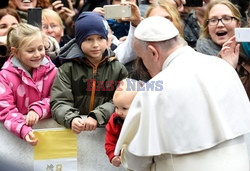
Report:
0,56,57,139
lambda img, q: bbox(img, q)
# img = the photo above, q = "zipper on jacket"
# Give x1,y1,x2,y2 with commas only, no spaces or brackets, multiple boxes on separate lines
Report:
89,67,97,112
87,57,107,112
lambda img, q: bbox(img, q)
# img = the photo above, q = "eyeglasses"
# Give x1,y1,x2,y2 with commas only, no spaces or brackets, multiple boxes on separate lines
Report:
207,16,236,26
42,23,59,30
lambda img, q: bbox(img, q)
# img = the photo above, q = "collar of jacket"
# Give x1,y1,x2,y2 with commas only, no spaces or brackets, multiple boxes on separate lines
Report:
59,38,117,64
10,56,49,77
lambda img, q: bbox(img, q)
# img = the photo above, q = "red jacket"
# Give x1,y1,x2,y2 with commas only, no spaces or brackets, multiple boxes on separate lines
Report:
105,113,123,162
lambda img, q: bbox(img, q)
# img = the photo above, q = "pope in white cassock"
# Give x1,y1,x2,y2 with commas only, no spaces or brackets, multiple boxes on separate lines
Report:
114,16,250,171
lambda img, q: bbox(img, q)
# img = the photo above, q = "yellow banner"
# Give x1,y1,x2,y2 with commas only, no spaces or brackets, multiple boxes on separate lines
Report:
34,128,77,160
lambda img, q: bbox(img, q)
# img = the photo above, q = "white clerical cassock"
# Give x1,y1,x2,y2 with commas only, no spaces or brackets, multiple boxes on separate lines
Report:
115,46,250,170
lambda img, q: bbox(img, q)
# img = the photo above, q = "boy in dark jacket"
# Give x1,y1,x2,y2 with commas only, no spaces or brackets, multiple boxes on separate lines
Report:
50,12,128,133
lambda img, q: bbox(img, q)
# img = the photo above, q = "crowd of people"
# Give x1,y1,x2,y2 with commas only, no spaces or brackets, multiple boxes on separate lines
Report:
0,0,250,170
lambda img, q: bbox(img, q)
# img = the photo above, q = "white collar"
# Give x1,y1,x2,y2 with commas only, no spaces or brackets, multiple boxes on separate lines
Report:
162,46,192,70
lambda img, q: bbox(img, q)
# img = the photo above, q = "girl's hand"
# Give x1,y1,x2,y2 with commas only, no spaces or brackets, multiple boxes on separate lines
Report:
26,110,39,126
219,36,240,69
25,131,38,146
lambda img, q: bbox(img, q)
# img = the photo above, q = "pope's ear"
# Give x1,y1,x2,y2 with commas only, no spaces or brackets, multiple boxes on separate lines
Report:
147,44,159,62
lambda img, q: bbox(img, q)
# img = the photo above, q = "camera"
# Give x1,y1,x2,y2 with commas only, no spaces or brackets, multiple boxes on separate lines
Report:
103,4,131,19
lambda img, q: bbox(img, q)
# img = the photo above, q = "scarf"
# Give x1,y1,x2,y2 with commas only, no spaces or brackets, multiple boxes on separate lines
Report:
242,42,250,59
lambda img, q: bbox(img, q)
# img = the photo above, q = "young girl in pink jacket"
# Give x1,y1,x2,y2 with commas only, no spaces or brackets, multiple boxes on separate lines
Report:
0,23,57,146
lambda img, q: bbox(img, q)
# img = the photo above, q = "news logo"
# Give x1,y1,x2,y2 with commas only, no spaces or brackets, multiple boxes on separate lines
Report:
86,79,163,92
125,79,163,91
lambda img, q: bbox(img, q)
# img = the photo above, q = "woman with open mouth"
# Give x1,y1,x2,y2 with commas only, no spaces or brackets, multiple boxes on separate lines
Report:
196,0,250,99
196,0,241,56
8,0,50,23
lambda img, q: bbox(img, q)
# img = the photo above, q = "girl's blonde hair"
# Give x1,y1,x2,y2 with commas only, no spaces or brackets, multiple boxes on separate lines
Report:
200,0,241,38
7,23,43,52
145,0,184,37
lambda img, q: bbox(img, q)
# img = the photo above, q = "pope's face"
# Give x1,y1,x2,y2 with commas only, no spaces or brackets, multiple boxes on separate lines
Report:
133,38,158,77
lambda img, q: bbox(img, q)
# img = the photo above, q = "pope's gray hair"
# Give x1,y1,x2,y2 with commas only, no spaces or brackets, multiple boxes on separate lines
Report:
136,35,184,51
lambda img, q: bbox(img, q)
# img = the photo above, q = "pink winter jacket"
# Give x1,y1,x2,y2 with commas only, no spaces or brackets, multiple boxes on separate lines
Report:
0,56,57,139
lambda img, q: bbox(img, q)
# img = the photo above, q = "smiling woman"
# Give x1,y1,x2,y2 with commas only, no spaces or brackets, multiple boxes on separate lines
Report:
8,0,50,23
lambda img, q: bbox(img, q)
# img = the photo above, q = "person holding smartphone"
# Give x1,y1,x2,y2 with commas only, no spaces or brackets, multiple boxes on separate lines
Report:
50,0,76,37
181,0,211,48
219,3,250,99
8,0,50,23
112,0,185,81
196,0,250,99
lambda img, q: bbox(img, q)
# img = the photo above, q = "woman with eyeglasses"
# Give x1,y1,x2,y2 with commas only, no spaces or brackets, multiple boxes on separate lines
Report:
42,8,65,45
196,0,250,99
196,0,241,56
219,2,250,100
42,8,73,66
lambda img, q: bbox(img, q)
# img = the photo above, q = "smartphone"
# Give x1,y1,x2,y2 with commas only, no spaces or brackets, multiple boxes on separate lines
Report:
104,4,132,19
27,8,42,29
0,0,8,8
140,0,150,4
50,0,69,8
235,28,250,42
184,0,203,7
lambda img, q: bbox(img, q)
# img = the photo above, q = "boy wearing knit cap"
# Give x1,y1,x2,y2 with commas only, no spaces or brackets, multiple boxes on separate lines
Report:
50,12,128,134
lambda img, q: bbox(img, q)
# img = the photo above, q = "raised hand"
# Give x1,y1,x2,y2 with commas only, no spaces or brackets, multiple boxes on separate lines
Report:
219,36,240,68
